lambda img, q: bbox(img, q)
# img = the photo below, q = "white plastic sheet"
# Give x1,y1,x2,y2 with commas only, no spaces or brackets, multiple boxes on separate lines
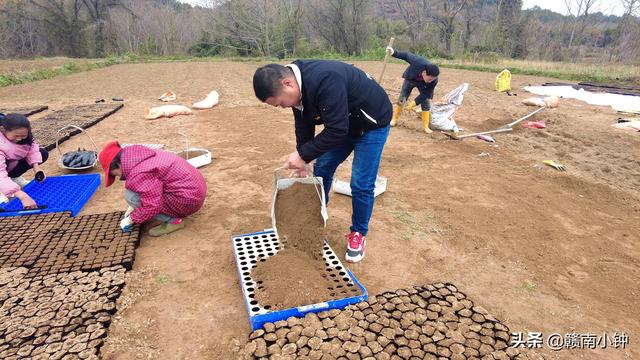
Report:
524,85,640,113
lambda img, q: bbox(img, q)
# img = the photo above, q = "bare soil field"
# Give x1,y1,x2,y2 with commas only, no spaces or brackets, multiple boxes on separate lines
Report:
0,60,637,360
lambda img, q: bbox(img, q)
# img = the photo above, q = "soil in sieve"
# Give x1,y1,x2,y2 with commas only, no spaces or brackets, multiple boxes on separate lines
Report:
252,182,336,310
274,182,326,260
252,248,339,310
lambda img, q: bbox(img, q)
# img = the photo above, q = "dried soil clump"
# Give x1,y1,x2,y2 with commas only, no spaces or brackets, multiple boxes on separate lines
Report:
242,282,531,359
0,266,127,360
274,182,326,259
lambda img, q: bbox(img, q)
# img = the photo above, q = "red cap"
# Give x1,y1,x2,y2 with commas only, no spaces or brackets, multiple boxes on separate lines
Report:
98,140,122,187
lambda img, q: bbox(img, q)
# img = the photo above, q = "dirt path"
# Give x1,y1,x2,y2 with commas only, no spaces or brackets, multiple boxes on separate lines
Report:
0,60,637,359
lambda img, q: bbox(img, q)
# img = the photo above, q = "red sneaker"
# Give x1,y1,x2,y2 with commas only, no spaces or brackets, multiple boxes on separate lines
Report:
346,231,366,263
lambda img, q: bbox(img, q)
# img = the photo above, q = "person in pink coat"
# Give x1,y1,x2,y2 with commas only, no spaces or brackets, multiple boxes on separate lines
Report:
98,140,207,237
0,113,49,208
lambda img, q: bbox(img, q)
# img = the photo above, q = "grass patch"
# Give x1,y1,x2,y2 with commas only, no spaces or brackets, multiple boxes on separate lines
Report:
0,54,138,88
436,58,639,85
2,51,636,88
521,280,538,293
389,209,431,241
157,274,172,285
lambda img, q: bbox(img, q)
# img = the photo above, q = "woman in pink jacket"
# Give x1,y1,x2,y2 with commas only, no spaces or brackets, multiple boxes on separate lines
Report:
98,140,207,237
0,113,49,208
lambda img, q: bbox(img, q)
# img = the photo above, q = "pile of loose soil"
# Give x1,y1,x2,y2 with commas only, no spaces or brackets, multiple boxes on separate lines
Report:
242,283,526,360
251,182,333,310
0,211,140,277
252,248,338,310
0,105,48,117
274,182,326,259
0,266,126,359
30,103,123,151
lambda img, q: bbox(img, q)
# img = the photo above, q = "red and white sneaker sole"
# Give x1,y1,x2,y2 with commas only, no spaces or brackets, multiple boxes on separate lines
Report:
345,240,366,263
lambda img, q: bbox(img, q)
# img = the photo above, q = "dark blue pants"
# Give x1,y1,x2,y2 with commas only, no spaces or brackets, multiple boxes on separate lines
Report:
314,124,390,236
398,79,436,111
7,148,48,178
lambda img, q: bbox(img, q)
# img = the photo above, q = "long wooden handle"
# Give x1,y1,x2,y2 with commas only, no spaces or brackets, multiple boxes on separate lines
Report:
378,37,395,83
454,127,513,139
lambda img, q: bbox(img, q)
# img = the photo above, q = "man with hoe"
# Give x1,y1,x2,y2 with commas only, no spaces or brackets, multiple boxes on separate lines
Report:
387,46,440,133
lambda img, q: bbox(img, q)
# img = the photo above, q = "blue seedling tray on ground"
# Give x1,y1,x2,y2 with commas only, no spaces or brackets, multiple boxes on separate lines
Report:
232,229,368,330
0,174,100,217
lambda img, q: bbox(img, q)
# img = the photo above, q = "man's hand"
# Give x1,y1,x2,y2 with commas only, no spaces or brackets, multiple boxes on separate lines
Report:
283,151,307,177
15,191,37,209
386,46,395,55
120,216,134,233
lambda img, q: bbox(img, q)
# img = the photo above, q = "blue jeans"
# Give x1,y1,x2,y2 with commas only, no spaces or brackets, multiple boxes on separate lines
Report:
124,189,176,223
314,124,390,236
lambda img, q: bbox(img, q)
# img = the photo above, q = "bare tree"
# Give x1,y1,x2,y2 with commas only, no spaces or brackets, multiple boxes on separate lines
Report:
461,0,489,51
613,0,640,62
564,0,600,47
307,0,372,55
30,0,86,57
216,0,280,56
390,0,429,48
425,0,468,53
279,0,303,56
82,0,133,56
496,0,524,57
621,0,640,16
0,1,44,57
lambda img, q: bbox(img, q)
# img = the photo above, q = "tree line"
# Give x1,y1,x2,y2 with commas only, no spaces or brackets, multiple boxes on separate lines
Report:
0,0,638,64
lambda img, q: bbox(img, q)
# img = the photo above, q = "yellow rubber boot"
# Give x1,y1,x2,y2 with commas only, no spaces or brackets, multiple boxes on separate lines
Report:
404,100,417,111
421,111,433,134
390,104,402,126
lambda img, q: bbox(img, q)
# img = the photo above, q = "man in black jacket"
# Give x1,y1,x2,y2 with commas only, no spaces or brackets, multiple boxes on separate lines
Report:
387,47,440,133
253,61,392,263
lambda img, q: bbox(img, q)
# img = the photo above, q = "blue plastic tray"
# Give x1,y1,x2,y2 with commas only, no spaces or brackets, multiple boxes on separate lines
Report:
0,174,100,217
232,229,368,330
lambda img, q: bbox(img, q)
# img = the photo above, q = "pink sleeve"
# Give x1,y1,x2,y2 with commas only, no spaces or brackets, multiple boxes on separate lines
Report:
0,151,20,196
126,173,164,224
26,141,42,165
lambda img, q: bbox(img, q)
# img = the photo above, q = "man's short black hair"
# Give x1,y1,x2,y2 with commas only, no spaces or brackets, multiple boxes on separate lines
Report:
253,64,294,102
425,63,440,77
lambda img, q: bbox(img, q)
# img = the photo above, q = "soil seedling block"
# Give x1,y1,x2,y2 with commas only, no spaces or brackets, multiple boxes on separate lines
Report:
242,282,523,359
0,174,100,217
0,211,140,277
0,266,127,359
0,105,48,116
31,103,123,150
232,230,367,330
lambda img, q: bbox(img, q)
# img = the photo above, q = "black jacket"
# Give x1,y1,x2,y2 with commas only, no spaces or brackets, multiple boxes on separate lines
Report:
393,50,438,80
291,60,392,162
393,50,439,104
